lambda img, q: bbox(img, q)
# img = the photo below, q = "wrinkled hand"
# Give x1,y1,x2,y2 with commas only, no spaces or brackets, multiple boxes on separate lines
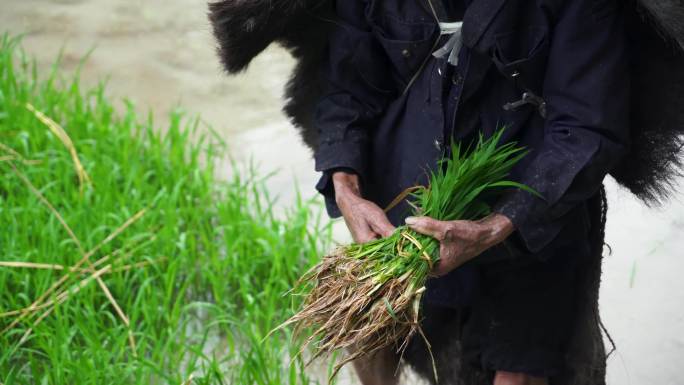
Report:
333,171,396,243
405,214,514,276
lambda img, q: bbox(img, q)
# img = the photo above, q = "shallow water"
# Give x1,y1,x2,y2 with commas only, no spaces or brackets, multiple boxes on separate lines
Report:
2,1,683,384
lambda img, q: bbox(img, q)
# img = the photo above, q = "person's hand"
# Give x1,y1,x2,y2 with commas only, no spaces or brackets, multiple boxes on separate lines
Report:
405,214,514,276
333,171,396,243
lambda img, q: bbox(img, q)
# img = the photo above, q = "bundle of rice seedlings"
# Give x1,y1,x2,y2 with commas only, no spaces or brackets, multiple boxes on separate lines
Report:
280,129,532,379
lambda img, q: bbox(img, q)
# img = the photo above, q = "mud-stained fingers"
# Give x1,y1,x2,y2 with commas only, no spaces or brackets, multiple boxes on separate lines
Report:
369,214,396,238
404,216,448,240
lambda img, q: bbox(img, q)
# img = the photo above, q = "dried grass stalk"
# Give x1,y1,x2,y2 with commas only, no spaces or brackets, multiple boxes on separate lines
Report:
4,162,148,355
25,103,91,191
0,142,41,165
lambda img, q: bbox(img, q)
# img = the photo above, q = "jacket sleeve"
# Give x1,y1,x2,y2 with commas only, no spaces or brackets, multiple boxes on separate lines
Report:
493,0,630,252
313,0,395,216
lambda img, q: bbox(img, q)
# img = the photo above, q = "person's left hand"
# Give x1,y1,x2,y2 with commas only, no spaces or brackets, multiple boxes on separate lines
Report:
405,214,515,276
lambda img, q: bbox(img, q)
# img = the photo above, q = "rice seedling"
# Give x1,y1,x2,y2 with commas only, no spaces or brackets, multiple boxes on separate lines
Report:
282,130,532,379
0,34,331,384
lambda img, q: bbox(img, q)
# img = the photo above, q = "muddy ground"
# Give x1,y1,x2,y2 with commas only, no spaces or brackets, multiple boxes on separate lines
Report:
2,0,683,384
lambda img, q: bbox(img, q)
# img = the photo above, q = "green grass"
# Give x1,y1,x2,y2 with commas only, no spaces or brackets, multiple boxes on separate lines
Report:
0,34,331,384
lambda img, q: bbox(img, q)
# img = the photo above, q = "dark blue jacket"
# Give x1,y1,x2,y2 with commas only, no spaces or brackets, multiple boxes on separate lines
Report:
314,0,629,260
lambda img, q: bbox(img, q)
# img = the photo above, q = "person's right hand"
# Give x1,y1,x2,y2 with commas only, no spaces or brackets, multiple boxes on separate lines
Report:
332,171,396,243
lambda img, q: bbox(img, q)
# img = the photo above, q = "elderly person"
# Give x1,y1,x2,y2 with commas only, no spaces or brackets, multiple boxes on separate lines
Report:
313,1,628,384
210,0,684,383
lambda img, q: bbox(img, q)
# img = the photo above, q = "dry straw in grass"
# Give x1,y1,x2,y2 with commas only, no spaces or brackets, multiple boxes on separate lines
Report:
278,130,534,380
0,142,41,165
1,101,155,355
0,257,165,275
2,156,148,354
25,103,91,192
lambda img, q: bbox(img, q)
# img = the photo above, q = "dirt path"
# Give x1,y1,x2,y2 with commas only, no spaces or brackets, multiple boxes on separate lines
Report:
2,1,683,384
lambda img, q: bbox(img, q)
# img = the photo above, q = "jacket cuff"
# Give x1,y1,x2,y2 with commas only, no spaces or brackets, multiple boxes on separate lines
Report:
493,188,565,253
315,137,367,173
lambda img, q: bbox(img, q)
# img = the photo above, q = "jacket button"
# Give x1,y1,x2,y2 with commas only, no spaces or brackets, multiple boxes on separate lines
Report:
402,48,411,58
434,139,442,151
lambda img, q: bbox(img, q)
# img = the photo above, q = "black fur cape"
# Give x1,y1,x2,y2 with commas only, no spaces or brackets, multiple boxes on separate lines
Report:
209,0,684,205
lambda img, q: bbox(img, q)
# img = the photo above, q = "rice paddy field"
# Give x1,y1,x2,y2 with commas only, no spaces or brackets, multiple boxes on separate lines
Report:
0,35,335,384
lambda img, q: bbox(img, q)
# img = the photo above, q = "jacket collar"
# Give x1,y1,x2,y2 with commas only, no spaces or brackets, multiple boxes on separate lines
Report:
415,0,507,101
461,0,510,48
421,0,510,48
